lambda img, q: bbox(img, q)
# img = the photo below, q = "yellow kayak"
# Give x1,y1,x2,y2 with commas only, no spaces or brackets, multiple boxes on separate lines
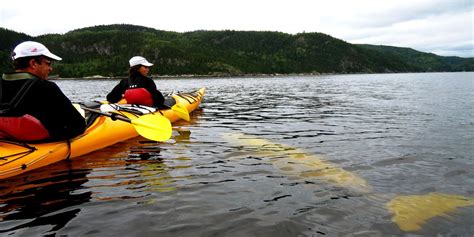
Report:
0,88,205,179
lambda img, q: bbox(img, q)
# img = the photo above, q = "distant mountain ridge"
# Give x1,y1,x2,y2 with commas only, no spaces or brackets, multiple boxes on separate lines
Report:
1,24,472,78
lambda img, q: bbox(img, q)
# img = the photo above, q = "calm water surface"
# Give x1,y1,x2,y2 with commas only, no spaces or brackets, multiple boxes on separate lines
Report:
0,72,473,236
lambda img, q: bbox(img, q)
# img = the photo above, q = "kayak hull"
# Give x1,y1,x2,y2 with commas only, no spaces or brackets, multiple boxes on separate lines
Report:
0,88,205,179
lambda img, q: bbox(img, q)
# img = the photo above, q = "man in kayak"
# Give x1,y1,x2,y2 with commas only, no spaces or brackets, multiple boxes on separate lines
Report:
106,56,167,109
0,41,86,142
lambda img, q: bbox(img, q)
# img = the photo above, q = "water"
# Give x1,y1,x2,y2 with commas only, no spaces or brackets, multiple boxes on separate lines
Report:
0,72,473,236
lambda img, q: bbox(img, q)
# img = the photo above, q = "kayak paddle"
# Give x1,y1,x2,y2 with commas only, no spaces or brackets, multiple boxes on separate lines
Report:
170,104,190,121
81,107,172,142
163,97,190,121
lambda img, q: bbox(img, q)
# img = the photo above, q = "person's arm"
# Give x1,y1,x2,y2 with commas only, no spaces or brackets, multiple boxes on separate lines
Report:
33,82,86,140
106,79,128,103
142,77,166,108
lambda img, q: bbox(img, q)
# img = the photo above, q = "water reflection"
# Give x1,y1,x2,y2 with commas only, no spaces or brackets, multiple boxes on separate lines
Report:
0,136,182,235
0,165,91,234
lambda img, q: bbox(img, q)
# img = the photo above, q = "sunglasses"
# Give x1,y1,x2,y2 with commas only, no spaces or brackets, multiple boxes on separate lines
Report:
35,58,52,67
41,59,52,66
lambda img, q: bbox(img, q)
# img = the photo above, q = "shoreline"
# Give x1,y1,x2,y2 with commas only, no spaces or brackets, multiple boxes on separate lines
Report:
50,71,468,80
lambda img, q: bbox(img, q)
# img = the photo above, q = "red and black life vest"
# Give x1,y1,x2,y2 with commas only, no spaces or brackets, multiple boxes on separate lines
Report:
0,115,50,141
0,78,50,142
123,78,154,106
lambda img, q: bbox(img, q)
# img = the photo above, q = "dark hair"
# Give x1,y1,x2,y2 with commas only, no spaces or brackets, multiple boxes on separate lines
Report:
128,65,143,78
13,56,43,70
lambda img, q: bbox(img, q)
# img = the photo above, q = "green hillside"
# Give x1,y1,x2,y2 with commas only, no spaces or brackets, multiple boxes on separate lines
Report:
358,44,474,72
1,24,472,78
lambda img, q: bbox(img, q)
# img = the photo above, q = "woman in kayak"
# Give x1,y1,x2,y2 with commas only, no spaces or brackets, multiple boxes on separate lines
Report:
106,56,167,109
0,41,86,142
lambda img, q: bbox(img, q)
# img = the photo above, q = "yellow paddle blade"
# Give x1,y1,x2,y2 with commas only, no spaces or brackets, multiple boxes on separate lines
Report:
387,192,474,231
171,104,190,121
131,114,172,142
73,103,86,118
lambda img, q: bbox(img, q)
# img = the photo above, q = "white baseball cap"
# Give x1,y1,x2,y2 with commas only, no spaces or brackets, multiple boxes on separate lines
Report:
129,56,153,67
11,41,62,61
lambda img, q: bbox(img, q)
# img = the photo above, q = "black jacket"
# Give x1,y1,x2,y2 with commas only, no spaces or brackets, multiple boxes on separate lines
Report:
106,75,166,108
1,72,86,141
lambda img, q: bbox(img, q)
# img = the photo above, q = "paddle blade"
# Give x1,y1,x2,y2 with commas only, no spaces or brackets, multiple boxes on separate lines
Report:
132,114,172,142
387,192,474,231
172,104,190,121
73,103,86,118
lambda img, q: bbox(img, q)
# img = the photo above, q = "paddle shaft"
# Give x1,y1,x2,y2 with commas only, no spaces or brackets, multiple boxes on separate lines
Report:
81,107,132,123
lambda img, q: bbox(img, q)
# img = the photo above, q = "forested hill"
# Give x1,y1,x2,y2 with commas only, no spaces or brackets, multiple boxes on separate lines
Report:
1,24,473,78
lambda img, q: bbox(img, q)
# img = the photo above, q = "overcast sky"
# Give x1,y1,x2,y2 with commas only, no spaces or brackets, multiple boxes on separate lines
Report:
1,0,473,57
